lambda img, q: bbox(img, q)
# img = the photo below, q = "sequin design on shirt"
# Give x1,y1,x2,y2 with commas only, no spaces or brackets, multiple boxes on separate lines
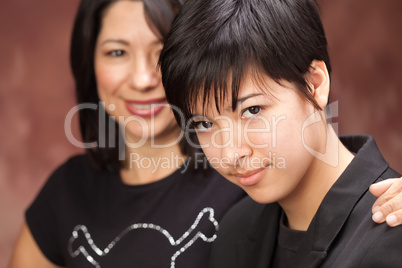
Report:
68,207,219,268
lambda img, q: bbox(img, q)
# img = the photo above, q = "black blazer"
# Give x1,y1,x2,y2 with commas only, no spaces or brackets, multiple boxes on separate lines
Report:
209,135,402,268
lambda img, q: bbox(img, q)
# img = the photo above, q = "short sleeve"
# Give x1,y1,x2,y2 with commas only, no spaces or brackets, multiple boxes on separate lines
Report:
25,159,73,266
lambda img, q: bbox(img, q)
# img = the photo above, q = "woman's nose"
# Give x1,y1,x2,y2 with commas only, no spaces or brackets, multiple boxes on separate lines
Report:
128,56,160,92
218,127,253,168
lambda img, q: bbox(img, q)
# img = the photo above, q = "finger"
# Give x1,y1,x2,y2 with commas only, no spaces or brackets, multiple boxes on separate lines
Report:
372,210,386,224
369,179,395,197
370,178,400,213
374,193,402,224
372,199,399,224
385,210,402,227
371,178,402,224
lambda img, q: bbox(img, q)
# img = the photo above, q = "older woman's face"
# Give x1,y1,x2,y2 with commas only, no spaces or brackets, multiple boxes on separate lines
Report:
94,1,179,145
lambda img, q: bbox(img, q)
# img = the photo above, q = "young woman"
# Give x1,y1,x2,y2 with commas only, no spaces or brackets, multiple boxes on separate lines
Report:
159,0,402,266
8,1,245,267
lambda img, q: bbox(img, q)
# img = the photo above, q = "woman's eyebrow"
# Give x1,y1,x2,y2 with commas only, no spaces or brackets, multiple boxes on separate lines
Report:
190,114,207,120
225,93,264,111
99,39,129,46
99,39,162,48
237,93,264,104
192,93,265,117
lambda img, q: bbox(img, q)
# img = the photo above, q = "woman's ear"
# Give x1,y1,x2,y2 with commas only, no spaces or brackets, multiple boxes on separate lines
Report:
307,60,330,109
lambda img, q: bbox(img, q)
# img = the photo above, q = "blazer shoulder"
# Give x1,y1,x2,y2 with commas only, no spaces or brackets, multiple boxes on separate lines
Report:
360,225,402,267
380,166,401,180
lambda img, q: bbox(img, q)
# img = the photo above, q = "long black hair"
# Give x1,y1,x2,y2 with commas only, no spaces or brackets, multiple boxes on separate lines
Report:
160,0,332,123
70,0,184,171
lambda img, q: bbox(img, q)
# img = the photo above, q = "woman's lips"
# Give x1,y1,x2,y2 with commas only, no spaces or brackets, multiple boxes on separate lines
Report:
125,98,167,117
233,168,267,186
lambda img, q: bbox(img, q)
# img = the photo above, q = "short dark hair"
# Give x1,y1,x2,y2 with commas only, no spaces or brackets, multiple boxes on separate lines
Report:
160,0,331,124
70,0,181,171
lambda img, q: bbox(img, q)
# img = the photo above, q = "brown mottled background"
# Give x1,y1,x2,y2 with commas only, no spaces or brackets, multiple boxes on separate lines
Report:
0,0,401,266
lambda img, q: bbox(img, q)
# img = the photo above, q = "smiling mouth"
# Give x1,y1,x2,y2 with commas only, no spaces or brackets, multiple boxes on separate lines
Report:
125,98,167,117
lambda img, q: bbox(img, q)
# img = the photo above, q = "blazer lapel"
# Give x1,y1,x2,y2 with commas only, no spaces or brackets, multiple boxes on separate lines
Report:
236,203,282,268
295,135,389,267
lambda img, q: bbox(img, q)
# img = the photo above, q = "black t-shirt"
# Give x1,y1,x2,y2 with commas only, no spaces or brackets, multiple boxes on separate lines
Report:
271,212,306,268
26,155,245,268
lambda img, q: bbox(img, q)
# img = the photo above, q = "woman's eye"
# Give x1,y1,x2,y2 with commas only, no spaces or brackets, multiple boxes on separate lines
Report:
194,121,213,131
107,50,125,57
242,106,262,118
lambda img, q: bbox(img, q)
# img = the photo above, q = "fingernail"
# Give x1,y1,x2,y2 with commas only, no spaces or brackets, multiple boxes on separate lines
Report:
386,215,397,226
372,211,384,223
372,206,381,213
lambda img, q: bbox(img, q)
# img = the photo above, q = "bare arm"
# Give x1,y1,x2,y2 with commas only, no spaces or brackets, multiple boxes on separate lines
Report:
8,222,62,268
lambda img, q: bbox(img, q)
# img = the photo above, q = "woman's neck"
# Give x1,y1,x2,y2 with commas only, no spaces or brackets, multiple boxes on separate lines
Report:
120,130,187,185
279,126,355,231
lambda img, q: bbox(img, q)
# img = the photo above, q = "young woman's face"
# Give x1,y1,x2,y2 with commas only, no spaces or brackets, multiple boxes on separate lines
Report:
192,73,327,204
95,1,179,144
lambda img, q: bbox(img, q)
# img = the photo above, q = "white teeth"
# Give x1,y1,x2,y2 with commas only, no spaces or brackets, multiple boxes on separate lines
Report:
130,103,163,110
131,104,152,109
